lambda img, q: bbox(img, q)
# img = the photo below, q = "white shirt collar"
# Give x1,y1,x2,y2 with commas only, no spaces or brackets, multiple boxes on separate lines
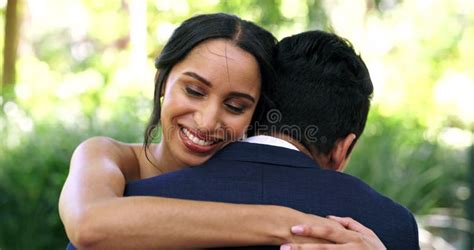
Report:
243,135,299,151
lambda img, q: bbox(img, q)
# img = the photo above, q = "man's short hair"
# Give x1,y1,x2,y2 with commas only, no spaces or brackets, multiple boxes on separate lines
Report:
265,30,374,155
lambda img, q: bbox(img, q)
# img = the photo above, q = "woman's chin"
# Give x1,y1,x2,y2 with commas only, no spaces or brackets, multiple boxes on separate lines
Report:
178,142,231,168
179,154,213,168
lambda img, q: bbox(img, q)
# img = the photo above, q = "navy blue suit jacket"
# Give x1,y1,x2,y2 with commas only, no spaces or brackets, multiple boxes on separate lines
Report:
67,142,419,249
124,142,419,249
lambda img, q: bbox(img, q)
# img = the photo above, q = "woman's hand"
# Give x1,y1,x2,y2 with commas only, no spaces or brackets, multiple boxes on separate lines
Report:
281,215,386,250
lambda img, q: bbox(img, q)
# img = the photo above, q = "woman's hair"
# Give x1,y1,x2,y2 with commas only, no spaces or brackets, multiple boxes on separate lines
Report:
144,13,277,149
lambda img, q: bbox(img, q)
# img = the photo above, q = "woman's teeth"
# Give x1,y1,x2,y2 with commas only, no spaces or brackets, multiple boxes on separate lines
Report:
182,127,216,146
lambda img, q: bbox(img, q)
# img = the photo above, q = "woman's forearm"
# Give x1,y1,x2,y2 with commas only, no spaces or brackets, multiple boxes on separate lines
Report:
67,197,317,249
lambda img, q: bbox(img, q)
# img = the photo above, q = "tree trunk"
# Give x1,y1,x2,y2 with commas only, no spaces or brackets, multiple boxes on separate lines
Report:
2,0,23,100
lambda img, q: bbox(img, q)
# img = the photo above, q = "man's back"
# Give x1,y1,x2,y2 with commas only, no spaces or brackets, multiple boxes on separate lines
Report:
125,142,419,249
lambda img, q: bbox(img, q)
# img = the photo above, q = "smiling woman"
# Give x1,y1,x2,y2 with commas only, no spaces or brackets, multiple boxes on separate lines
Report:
156,39,261,170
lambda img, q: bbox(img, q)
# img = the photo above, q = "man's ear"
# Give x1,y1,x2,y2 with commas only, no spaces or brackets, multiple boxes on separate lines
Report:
327,133,356,172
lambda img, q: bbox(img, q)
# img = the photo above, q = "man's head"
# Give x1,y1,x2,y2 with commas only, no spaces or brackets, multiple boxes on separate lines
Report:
264,30,373,171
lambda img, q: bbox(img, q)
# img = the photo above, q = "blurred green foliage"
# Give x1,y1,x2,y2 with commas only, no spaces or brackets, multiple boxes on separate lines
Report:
348,109,468,214
0,107,145,249
1,0,473,249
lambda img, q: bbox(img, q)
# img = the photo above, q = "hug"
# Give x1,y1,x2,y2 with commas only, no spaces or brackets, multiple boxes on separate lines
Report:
60,13,419,249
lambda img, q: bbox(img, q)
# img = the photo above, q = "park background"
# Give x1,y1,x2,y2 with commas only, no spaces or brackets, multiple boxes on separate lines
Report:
0,0,473,249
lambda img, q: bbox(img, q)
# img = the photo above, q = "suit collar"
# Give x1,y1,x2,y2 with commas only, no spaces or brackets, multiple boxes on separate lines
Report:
243,135,300,151
212,142,320,169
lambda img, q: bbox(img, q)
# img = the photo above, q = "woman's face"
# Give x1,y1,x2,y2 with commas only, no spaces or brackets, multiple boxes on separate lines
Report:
160,39,261,167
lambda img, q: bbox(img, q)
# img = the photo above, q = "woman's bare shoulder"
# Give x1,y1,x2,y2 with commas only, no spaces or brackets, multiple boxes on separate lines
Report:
76,137,161,180
77,137,147,180
127,143,162,179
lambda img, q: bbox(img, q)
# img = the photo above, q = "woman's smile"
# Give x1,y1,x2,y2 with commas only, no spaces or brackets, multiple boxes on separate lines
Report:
179,126,222,154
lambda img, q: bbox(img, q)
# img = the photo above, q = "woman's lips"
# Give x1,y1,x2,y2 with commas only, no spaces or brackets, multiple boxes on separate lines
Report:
179,126,221,154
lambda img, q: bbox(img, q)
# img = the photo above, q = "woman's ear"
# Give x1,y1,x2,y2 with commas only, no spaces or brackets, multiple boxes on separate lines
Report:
154,70,160,84
154,70,166,97
160,83,166,98
154,71,167,98
327,133,356,172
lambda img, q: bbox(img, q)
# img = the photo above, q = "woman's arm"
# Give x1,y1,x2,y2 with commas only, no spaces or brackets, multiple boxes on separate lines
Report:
59,137,337,249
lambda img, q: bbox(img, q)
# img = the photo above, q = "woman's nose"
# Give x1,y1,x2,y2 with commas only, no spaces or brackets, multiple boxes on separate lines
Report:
193,103,222,132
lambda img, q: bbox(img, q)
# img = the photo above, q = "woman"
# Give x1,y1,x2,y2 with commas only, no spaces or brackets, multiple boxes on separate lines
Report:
60,13,384,249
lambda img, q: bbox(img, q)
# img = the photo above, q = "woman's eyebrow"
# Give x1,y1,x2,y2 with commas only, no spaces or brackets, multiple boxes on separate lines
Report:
227,92,256,103
183,71,255,103
183,71,212,87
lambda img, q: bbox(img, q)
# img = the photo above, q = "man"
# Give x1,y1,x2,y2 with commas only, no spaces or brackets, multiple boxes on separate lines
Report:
124,31,419,249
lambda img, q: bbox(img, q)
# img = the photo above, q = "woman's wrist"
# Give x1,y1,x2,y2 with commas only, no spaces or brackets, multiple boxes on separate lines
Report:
253,205,301,245
258,205,337,245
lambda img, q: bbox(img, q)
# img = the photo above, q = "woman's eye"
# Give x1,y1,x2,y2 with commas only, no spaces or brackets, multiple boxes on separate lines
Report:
225,103,246,114
185,86,205,97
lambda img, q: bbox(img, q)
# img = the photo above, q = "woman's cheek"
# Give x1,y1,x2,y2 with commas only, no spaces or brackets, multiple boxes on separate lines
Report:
166,94,195,113
230,117,252,140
